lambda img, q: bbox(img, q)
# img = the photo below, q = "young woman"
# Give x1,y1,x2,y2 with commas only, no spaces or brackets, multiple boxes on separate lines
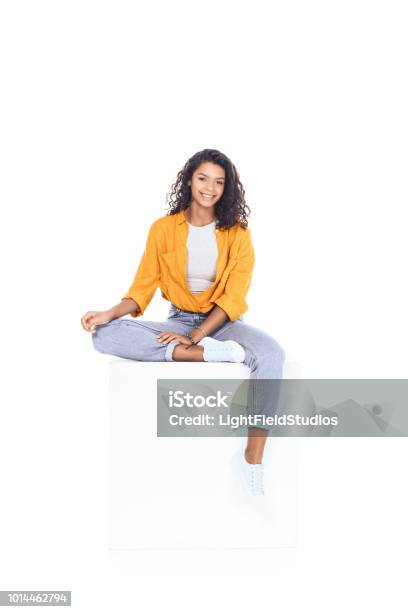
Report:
81,148,285,496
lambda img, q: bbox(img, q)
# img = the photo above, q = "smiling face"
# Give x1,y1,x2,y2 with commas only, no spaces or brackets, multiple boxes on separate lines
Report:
188,161,225,210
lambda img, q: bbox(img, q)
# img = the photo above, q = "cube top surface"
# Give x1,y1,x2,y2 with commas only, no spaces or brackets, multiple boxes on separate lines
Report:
109,358,251,378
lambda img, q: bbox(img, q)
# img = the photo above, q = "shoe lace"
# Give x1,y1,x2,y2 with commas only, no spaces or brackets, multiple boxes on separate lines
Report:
250,464,264,495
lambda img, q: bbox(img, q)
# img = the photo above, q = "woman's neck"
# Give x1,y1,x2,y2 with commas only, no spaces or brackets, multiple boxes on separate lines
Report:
184,203,215,227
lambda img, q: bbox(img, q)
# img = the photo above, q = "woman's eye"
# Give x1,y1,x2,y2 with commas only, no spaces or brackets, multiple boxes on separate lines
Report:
197,176,223,185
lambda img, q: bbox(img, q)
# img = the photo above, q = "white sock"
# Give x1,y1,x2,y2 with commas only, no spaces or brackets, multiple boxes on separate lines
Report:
197,336,246,363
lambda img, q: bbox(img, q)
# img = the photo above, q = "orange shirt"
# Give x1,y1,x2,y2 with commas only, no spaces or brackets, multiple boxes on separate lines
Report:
121,209,255,321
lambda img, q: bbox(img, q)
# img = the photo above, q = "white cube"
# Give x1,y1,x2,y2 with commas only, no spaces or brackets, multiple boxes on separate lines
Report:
109,359,301,549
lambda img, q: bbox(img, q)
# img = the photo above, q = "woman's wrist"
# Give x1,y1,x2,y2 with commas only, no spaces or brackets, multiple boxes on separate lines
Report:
190,326,206,344
110,299,141,320
103,308,116,323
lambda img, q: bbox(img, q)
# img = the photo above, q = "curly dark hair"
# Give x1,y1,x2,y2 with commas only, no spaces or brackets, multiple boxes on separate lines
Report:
165,149,251,230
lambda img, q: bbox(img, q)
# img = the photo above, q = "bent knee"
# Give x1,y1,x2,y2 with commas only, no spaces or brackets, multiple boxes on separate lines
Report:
91,327,107,353
91,320,119,353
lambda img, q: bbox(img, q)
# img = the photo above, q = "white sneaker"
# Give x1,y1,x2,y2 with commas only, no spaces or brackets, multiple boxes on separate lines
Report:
198,336,245,363
231,448,265,496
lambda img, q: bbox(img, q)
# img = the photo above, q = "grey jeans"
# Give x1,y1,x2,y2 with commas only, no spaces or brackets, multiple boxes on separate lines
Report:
92,303,286,430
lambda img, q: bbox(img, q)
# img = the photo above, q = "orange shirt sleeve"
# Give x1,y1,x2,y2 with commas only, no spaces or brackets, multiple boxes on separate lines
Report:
214,227,255,321
121,221,161,317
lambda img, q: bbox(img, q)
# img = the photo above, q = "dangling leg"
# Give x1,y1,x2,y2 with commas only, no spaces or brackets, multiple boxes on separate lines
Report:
213,320,286,464
245,427,269,464
212,320,285,496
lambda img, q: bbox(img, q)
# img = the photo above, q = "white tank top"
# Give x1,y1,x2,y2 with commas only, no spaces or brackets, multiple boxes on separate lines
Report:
186,221,218,293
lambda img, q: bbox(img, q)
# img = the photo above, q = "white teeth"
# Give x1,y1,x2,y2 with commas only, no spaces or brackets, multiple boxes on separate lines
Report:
201,193,214,199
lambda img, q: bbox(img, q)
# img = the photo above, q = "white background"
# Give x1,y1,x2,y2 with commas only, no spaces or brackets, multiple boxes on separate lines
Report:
1,1,407,610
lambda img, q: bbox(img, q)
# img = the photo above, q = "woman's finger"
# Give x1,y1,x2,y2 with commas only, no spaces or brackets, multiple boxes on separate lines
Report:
156,332,178,342
86,315,95,331
158,337,172,343
82,315,91,331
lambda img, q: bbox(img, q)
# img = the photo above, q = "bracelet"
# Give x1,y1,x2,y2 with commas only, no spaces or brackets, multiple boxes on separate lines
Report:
195,326,206,341
186,332,196,345
187,326,206,345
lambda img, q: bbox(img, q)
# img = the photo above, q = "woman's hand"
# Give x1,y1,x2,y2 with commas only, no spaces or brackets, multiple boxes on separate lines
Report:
81,310,113,333
156,331,194,347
